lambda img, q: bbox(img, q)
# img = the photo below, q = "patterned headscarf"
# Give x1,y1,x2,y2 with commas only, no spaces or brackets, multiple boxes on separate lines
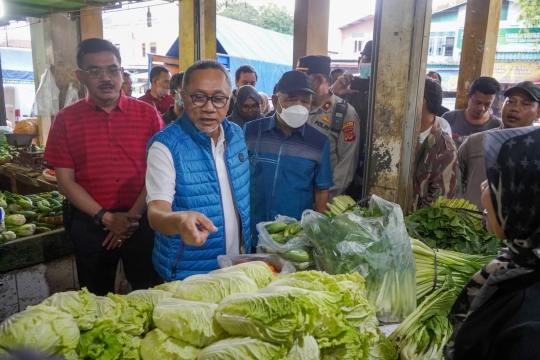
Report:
483,126,540,268
445,126,540,359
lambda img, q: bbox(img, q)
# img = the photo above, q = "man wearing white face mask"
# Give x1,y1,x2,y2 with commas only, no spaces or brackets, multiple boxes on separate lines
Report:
162,72,184,125
244,70,333,237
138,66,174,115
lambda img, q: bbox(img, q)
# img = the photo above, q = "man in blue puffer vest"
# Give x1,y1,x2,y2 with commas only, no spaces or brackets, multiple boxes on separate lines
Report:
145,59,251,281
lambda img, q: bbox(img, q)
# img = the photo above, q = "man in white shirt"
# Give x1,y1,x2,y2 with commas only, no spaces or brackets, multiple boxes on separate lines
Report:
145,59,251,281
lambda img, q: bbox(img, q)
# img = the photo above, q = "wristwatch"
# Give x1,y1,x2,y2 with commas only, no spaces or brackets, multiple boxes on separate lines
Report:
92,208,108,226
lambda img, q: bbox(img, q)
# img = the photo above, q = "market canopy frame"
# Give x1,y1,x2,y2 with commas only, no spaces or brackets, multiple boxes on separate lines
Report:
2,0,148,21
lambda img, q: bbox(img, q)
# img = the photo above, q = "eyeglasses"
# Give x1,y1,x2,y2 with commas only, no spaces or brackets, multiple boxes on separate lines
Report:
184,91,229,108
79,66,122,78
240,104,260,112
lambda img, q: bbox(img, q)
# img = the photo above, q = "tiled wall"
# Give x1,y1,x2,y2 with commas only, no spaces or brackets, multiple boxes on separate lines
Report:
0,255,78,321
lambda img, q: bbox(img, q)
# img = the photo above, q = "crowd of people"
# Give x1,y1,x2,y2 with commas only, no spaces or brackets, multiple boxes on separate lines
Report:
41,37,540,358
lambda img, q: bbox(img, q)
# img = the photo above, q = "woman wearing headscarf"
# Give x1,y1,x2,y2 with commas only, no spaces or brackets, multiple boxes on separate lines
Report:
227,85,261,128
445,126,540,360
258,92,271,115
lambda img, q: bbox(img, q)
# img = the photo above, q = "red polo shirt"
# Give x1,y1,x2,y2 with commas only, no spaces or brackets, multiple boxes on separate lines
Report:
138,90,174,115
44,92,165,210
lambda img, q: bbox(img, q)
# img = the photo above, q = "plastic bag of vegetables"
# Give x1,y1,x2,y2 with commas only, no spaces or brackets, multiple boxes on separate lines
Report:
302,195,417,323
256,216,314,271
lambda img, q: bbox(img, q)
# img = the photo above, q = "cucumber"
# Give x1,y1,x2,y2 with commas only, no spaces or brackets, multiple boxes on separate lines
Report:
264,222,288,234
35,226,52,234
14,210,38,218
270,233,285,244
281,249,310,262
48,198,61,207
49,191,60,198
51,205,62,212
36,201,50,212
31,221,56,230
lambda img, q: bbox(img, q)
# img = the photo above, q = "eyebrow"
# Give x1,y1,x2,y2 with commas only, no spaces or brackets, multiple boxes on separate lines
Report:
190,89,229,96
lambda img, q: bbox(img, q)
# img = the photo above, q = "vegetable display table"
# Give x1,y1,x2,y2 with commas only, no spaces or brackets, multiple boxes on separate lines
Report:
0,228,76,322
0,163,57,195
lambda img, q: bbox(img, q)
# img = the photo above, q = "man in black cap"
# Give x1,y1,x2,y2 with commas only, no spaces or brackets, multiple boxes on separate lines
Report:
457,81,540,210
244,70,333,237
296,55,361,200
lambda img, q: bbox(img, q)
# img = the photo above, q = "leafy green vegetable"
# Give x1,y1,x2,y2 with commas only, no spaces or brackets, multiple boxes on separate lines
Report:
318,324,369,360
284,335,320,360
210,261,274,288
367,329,397,360
116,332,142,360
5,214,26,225
197,337,286,360
41,287,98,330
389,279,459,360
140,328,199,360
152,281,182,295
76,326,122,360
405,197,502,255
0,304,80,356
153,298,225,347
176,273,258,304
270,270,340,293
94,296,121,328
107,294,153,336
126,289,173,307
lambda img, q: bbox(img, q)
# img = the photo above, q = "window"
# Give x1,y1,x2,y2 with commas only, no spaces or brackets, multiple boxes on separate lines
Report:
444,37,455,56
500,0,509,21
428,32,455,57
354,40,362,53
142,43,146,57
150,42,157,54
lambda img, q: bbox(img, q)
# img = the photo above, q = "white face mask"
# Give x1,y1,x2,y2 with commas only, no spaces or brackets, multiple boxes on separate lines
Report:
156,86,169,98
277,100,309,128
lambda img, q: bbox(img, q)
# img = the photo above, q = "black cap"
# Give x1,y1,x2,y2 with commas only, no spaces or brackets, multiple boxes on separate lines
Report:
360,41,373,56
296,55,331,75
276,70,315,94
504,81,540,102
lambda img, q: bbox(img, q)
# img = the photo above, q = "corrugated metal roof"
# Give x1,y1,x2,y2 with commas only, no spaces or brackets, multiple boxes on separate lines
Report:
3,0,146,20
495,52,540,61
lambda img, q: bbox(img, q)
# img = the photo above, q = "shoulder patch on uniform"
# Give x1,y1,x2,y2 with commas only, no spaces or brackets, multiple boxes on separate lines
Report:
322,101,332,112
342,121,354,129
343,125,356,142
319,115,332,124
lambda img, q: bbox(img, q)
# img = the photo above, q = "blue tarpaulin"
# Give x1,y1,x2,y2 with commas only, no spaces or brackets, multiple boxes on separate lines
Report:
0,47,34,85
166,16,293,95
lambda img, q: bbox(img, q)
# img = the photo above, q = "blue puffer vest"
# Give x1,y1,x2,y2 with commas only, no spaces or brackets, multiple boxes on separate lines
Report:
149,112,251,281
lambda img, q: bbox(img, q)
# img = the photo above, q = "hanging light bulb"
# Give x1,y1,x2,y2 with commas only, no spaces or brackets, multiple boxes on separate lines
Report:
147,6,152,27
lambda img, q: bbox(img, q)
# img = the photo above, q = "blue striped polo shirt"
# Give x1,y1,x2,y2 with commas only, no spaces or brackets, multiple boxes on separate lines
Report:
244,114,333,241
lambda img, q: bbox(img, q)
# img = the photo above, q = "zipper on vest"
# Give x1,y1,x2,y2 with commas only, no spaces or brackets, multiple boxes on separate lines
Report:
224,149,244,251
171,242,186,279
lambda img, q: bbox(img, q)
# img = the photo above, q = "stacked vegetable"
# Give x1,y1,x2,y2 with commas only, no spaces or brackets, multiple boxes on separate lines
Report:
405,197,502,255
0,191,62,243
0,263,398,360
257,217,315,271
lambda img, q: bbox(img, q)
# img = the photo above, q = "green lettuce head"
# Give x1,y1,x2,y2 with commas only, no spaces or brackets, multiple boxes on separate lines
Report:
41,287,98,331
0,304,80,356
176,273,258,304
140,328,199,360
210,261,274,288
197,337,286,360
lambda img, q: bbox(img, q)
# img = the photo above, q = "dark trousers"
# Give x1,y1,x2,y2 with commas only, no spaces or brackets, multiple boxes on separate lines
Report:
69,207,163,296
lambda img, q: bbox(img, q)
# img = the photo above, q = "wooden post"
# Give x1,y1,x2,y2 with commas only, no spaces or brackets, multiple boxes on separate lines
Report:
179,0,216,70
364,0,432,209
30,14,80,145
80,7,103,40
293,0,330,67
454,0,502,109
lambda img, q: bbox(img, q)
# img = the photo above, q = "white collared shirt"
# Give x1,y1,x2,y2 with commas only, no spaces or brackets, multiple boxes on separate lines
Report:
146,124,240,255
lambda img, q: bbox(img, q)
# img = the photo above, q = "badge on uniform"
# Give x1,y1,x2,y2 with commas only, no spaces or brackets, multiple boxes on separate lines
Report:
238,153,245,162
322,101,332,112
342,122,356,142
319,115,331,124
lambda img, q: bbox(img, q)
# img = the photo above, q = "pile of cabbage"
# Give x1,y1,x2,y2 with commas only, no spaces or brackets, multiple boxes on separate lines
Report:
0,261,397,360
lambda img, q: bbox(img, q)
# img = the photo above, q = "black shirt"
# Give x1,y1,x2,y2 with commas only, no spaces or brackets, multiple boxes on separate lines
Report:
162,105,181,125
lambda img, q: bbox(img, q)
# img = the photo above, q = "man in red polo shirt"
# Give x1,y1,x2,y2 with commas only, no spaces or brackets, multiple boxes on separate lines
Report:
44,38,165,295
138,66,174,114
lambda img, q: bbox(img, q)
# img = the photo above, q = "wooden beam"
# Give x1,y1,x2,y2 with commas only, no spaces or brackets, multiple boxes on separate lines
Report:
455,0,502,109
293,0,330,67
179,0,196,70
364,0,432,209
201,0,217,60
80,7,103,40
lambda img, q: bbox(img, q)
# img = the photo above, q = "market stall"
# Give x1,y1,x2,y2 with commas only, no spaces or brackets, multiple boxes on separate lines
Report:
0,194,499,359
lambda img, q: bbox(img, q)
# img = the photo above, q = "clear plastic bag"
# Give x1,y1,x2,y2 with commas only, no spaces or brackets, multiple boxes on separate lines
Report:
0,126,12,146
63,82,79,108
217,254,296,275
256,215,314,271
35,65,60,116
302,195,416,323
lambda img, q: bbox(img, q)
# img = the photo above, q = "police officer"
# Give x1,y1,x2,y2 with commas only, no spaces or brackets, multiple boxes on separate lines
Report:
297,55,361,199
